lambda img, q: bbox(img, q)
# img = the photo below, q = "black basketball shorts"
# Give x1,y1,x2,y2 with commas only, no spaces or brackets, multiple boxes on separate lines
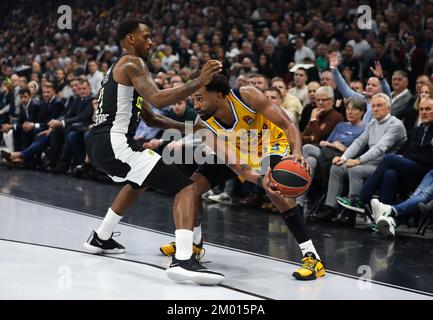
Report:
87,132,193,195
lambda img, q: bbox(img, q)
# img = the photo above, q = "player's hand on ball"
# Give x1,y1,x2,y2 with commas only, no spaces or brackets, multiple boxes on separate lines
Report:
283,154,311,176
262,168,283,197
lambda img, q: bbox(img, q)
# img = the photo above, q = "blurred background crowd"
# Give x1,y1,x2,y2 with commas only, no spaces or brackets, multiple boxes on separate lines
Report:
1,0,433,239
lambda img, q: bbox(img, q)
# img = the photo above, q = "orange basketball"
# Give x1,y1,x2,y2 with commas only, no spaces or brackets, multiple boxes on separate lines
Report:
270,159,312,198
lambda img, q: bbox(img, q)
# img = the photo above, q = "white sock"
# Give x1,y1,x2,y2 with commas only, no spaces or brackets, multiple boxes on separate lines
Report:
193,225,202,245
299,239,320,261
96,208,122,240
175,229,193,260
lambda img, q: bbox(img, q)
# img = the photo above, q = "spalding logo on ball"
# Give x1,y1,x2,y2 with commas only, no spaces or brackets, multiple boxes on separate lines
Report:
270,159,312,198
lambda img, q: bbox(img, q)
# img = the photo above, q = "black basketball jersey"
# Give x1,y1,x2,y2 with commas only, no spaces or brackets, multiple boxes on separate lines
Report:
91,54,143,139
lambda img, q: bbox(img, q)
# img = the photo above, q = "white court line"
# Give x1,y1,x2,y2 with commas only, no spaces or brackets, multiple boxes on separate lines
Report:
0,193,431,300
0,239,259,300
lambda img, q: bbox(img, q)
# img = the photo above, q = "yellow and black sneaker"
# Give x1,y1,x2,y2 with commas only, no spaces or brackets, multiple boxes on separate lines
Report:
292,254,325,280
160,239,205,259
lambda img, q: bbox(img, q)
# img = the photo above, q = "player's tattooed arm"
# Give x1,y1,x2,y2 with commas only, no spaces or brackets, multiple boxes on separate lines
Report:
139,99,186,131
240,86,303,155
125,57,222,109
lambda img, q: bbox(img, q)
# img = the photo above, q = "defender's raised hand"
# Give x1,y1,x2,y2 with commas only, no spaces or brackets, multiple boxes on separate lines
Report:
198,60,223,86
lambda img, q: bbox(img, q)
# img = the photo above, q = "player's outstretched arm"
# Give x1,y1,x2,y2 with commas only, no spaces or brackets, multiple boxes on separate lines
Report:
140,100,205,132
239,86,303,155
125,57,222,108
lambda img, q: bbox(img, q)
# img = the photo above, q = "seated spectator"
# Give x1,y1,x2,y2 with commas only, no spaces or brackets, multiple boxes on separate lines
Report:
302,86,344,145
339,45,361,81
403,81,433,132
329,51,392,124
28,80,41,104
282,93,303,125
337,97,433,218
265,87,297,124
235,74,249,89
53,68,69,99
87,60,104,96
270,77,288,97
320,70,344,103
294,35,315,64
390,70,413,119
313,93,407,222
250,74,269,92
0,80,15,125
0,82,80,166
299,81,320,132
300,96,366,208
370,168,433,238
1,87,41,152
350,80,364,93
288,67,309,106
256,54,275,79
46,79,93,173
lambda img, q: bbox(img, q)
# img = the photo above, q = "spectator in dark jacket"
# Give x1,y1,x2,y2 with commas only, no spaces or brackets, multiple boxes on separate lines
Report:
47,79,93,172
302,86,344,145
1,87,41,151
403,81,433,132
299,81,320,132
30,82,65,132
0,80,15,125
1,80,81,165
338,97,433,214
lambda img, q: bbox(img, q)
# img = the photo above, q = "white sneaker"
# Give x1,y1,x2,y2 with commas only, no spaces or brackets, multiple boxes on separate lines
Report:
370,198,392,223
207,192,233,205
202,190,217,202
376,215,396,239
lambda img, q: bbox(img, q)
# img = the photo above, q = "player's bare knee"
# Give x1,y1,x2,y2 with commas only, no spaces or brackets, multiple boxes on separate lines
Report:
191,173,211,196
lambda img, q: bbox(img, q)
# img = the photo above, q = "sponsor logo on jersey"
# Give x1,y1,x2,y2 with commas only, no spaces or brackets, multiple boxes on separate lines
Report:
243,115,254,125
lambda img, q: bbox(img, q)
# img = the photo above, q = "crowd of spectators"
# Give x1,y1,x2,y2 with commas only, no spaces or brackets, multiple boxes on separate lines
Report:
1,0,433,239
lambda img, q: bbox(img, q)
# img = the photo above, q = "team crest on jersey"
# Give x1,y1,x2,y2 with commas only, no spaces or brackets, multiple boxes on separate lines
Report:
243,115,254,125
136,96,144,110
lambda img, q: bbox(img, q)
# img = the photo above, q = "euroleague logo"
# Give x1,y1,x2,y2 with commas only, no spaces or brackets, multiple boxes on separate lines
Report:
243,115,254,125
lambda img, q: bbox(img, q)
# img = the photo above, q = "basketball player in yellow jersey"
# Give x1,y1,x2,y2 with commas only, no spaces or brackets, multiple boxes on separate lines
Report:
158,74,325,280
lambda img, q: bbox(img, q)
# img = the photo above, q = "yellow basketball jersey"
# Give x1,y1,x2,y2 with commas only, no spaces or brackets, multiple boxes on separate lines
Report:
203,88,290,169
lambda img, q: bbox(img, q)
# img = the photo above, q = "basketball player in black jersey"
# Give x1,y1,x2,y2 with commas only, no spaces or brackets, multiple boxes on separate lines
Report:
83,19,225,285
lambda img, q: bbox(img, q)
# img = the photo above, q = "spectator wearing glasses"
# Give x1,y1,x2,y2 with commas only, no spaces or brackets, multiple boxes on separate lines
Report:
299,96,366,210
313,93,406,222
337,97,433,233
301,86,343,145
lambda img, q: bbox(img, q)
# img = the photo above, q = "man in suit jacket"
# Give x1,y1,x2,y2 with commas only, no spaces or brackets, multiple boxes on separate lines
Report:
390,70,413,120
46,79,93,172
0,87,41,151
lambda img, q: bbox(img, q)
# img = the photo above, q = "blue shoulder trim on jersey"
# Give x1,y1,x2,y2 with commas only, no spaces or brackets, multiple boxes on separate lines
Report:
230,88,256,114
202,120,218,135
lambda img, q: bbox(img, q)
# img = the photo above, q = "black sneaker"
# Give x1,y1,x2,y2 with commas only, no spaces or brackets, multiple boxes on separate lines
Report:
83,230,125,254
1,150,12,162
47,161,68,174
166,254,225,285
